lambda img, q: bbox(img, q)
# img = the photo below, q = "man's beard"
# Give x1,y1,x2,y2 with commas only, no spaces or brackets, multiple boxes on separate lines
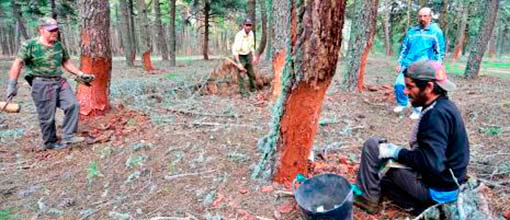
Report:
410,89,427,107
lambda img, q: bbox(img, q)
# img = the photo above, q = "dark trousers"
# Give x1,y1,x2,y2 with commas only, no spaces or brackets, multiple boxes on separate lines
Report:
355,137,436,214
31,77,79,145
237,54,256,94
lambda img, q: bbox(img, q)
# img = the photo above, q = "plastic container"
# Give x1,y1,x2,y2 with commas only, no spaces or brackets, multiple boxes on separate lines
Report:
293,173,353,220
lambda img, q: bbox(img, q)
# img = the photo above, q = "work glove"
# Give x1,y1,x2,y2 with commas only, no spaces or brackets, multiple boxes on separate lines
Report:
76,72,95,87
6,79,17,98
378,143,402,159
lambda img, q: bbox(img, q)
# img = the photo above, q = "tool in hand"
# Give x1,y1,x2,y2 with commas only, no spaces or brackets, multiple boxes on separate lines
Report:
75,73,96,87
0,95,20,113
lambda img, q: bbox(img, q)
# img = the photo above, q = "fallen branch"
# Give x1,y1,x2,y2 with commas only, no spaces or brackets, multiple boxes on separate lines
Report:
166,107,239,118
164,170,215,181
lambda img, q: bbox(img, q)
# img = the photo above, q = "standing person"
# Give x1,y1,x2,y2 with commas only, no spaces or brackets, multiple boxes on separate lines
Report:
5,17,94,150
394,7,445,119
232,18,259,97
353,60,469,215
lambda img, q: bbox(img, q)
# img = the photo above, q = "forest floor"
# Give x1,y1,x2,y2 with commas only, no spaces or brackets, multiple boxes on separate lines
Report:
1,55,509,220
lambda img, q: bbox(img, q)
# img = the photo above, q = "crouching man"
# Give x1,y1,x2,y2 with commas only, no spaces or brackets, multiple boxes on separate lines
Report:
5,17,94,150
353,60,469,215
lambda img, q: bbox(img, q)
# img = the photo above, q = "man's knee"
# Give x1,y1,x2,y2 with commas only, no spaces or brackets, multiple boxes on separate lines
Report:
362,137,383,154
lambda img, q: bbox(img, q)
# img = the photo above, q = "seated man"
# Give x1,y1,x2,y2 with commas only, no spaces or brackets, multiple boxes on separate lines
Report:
353,60,470,215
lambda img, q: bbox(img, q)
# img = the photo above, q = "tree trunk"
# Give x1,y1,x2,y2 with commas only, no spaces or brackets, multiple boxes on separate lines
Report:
129,0,138,59
119,0,135,66
247,0,256,45
265,0,273,60
381,0,392,56
12,0,29,41
452,3,468,62
343,0,379,92
270,0,290,101
488,24,497,58
137,0,156,71
464,0,499,79
168,0,177,66
77,0,112,116
253,0,347,184
496,16,509,56
202,0,210,60
153,0,169,60
256,0,268,56
439,0,448,56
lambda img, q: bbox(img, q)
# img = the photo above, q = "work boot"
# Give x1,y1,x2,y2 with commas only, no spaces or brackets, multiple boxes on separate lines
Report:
63,136,85,145
353,195,380,214
43,142,68,150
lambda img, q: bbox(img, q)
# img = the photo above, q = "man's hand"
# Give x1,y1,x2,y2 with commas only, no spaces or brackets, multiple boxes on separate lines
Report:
378,143,402,159
6,79,17,98
251,55,259,65
395,65,402,73
76,72,95,86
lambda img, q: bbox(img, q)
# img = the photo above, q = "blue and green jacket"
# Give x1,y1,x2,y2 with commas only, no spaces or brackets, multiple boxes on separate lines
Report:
398,23,445,69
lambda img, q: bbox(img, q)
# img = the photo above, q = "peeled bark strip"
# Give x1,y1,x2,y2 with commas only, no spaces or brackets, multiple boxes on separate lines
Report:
77,0,112,116
137,0,156,71
253,0,346,184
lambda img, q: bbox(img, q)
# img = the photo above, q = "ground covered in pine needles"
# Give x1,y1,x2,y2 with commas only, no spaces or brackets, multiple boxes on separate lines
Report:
1,56,509,220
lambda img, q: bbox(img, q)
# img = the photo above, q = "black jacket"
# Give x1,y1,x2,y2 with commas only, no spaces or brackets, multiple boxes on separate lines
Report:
397,96,470,191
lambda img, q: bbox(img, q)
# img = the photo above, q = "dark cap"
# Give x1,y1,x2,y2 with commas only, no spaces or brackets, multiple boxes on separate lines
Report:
39,17,58,31
243,18,253,25
405,60,456,91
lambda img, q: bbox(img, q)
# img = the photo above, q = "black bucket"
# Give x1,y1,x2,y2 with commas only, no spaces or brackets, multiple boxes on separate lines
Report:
294,173,353,220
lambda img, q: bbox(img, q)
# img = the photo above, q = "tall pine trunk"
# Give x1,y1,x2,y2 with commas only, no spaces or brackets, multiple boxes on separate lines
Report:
452,3,468,62
253,0,347,183
256,0,268,56
247,0,256,46
153,0,169,60
202,0,210,60
439,0,448,57
137,0,156,71
77,0,112,116
168,0,177,66
464,0,499,79
119,0,135,66
270,0,290,101
343,0,379,92
381,0,392,56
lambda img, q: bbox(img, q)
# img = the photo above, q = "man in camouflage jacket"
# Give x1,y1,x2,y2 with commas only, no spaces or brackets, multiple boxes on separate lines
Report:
5,17,94,150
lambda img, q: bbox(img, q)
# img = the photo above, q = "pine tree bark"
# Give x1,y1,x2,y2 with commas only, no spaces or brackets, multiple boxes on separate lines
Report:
265,0,273,60
253,0,347,184
168,0,177,66
488,25,497,58
464,0,499,79
119,0,135,66
247,0,256,45
439,0,448,56
381,0,392,56
270,0,290,101
77,0,112,116
137,0,156,71
452,2,468,62
12,0,29,41
343,0,379,92
153,0,169,60
202,0,210,60
256,0,268,56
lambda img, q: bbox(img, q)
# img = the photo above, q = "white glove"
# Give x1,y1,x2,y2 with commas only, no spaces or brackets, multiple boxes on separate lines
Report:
378,143,402,159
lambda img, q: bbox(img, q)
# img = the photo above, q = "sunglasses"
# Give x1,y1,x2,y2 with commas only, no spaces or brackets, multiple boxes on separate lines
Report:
47,28,59,33
245,24,252,27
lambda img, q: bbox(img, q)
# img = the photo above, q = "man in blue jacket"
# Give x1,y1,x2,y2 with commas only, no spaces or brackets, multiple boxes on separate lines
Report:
353,60,469,215
394,7,445,120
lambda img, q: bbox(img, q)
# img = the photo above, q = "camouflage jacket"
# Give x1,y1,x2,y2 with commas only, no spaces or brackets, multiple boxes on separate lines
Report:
17,38,70,77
